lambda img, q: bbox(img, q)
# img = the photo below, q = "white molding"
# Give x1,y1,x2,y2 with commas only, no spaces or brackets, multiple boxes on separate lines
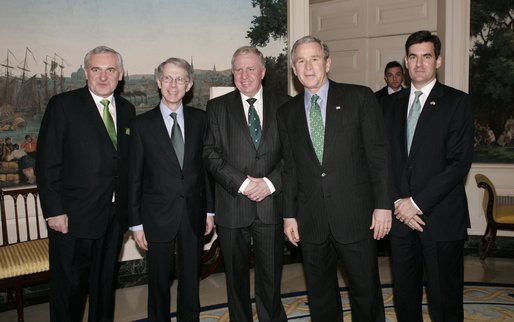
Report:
288,0,310,96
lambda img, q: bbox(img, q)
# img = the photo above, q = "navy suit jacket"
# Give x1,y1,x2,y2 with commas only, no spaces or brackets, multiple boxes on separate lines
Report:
382,81,474,241
37,86,135,238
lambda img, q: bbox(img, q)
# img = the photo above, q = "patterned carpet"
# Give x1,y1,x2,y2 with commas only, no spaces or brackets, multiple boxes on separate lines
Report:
134,282,514,321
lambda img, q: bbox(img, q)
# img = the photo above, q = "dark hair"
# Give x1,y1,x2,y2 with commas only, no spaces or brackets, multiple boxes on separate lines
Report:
405,30,441,58
384,61,403,75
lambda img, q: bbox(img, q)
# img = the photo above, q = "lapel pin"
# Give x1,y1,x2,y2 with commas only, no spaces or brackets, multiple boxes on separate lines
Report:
336,106,341,110
430,101,436,106
125,128,130,135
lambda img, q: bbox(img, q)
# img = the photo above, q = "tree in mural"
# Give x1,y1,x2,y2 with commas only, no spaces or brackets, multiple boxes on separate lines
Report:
246,0,288,94
469,0,514,157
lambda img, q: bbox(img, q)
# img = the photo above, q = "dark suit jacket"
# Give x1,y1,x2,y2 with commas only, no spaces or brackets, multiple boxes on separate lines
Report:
203,88,290,228
277,80,393,244
375,86,405,103
36,86,136,239
128,105,213,242
382,81,474,241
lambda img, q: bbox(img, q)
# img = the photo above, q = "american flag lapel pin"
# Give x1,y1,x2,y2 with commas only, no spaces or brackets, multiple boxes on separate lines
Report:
429,101,436,106
336,106,341,110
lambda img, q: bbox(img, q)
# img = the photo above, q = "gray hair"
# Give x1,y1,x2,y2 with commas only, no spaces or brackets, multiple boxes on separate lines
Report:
155,57,193,82
84,46,124,71
291,35,330,63
231,46,265,69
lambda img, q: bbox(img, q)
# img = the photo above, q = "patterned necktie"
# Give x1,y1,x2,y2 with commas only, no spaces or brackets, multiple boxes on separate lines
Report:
309,94,324,163
170,112,185,168
247,98,261,149
100,99,117,149
406,91,423,154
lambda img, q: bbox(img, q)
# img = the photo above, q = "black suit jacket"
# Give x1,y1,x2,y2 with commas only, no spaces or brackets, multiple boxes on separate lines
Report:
277,80,393,244
203,88,290,228
382,82,474,241
128,105,213,242
375,86,405,103
36,86,136,239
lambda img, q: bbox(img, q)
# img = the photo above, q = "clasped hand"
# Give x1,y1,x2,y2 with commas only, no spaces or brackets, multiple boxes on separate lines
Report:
394,198,425,232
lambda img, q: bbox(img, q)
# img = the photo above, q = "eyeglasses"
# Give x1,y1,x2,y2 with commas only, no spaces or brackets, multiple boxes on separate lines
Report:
160,75,189,85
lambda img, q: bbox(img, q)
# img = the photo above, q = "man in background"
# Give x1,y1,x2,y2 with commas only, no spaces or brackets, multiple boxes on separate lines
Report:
37,46,135,322
375,61,405,102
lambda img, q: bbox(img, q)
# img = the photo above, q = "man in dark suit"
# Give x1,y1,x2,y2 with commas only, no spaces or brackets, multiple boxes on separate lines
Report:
277,35,393,322
382,31,474,322
203,46,289,322
36,46,136,322
375,61,405,102
128,57,214,322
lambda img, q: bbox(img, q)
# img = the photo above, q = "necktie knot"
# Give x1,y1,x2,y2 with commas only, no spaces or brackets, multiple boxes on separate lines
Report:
310,94,319,107
170,112,178,121
247,98,257,106
100,99,110,109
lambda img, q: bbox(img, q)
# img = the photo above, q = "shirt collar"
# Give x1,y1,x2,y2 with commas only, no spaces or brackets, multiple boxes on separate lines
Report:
411,78,437,97
159,100,184,119
240,86,263,104
89,90,114,107
304,80,329,107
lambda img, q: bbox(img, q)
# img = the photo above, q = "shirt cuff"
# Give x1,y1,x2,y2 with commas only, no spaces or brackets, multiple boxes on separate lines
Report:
207,212,215,217
238,178,251,194
410,197,423,214
262,177,276,194
129,224,143,231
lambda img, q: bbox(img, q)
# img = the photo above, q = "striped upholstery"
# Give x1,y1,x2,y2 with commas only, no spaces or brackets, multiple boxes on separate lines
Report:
0,238,49,279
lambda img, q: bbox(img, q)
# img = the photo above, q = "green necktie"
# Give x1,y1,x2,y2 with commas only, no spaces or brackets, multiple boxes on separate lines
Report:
406,91,423,154
247,98,261,149
170,112,185,168
100,99,117,149
309,94,324,163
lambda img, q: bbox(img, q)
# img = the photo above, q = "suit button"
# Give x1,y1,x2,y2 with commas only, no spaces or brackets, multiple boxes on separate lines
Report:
181,175,184,180
255,156,259,160
180,195,185,199
321,173,326,177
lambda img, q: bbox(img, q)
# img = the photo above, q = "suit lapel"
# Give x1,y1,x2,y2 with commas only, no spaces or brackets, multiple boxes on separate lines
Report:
393,89,410,159
293,94,320,167
149,106,181,168
324,83,346,165
183,106,199,171
80,87,116,151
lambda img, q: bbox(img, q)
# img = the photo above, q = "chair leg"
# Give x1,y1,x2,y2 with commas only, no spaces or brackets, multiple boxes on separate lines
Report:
480,223,498,260
15,287,24,322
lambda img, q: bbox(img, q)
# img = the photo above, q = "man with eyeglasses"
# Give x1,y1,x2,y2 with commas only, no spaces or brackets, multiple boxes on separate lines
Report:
37,46,136,322
128,57,214,322
204,46,290,322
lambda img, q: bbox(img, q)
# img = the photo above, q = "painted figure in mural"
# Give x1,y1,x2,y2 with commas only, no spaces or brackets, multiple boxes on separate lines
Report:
382,30,474,322
128,57,214,322
203,46,290,322
375,60,405,102
277,35,392,322
21,134,37,158
36,46,135,322
6,143,36,184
